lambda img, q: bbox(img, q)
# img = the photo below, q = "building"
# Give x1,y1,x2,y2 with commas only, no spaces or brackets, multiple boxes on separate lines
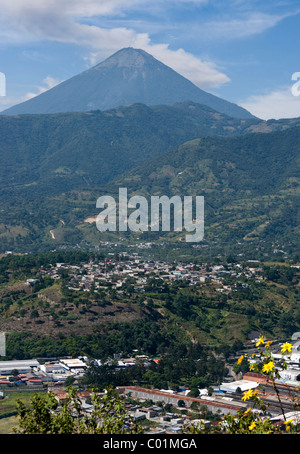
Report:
0,359,40,375
59,358,87,373
118,386,246,416
40,363,67,375
270,411,300,424
278,369,300,384
219,379,259,393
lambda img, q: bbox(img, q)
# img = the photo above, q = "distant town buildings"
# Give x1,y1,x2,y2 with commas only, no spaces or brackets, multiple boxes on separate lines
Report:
36,254,265,295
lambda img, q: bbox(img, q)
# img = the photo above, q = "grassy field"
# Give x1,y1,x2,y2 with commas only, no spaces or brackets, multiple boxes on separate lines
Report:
0,390,46,434
0,415,19,434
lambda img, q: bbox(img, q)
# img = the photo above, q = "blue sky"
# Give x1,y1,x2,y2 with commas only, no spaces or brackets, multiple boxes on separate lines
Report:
0,0,300,119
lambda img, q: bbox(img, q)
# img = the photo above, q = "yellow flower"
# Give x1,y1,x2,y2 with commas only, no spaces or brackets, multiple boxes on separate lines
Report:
262,361,274,373
237,355,244,365
281,342,292,353
249,422,256,431
265,340,272,348
256,336,264,347
249,364,255,371
242,389,253,401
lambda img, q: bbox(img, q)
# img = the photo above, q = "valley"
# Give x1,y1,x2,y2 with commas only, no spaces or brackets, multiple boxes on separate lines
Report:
0,46,299,435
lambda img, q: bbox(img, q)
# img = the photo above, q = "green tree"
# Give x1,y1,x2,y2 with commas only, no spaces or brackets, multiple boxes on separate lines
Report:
188,387,200,398
187,338,300,434
64,376,76,388
13,386,144,434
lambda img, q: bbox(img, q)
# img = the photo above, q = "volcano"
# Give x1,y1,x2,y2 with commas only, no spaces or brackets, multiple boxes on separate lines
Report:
1,47,255,119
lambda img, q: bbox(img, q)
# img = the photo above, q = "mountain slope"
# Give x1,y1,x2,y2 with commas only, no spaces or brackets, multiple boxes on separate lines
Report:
0,102,299,253
1,48,255,119
0,120,298,254
110,126,300,246
3,100,300,203
0,102,259,201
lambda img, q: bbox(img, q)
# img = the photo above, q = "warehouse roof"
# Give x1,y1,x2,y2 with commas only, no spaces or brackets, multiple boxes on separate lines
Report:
220,380,259,393
0,359,39,371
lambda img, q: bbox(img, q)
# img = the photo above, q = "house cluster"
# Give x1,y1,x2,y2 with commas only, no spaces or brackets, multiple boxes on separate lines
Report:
1,336,299,430
0,357,87,388
50,386,203,434
0,353,157,388
38,254,264,294
123,397,211,434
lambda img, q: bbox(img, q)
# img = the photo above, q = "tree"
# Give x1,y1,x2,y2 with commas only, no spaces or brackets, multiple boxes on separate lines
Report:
187,338,300,434
64,376,76,388
13,386,144,434
188,388,200,398
30,309,39,320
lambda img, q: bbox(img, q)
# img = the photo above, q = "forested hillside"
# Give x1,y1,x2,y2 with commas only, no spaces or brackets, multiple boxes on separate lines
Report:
0,103,299,254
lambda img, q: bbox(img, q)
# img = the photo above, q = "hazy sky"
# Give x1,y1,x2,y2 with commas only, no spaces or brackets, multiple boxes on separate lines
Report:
0,0,300,119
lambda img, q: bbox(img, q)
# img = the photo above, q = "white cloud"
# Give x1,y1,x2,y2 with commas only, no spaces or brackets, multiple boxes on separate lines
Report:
0,76,61,111
200,11,296,40
88,43,229,88
0,0,229,89
240,86,300,120
0,0,139,18
146,46,230,88
23,76,62,100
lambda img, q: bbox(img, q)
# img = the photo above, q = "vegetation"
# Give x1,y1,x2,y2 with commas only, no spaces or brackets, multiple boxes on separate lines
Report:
10,341,300,434
1,52,299,436
13,386,144,434
2,47,255,119
0,104,299,253
0,252,299,361
0,253,299,435
80,343,229,391
187,339,300,434
0,102,258,204
114,126,299,248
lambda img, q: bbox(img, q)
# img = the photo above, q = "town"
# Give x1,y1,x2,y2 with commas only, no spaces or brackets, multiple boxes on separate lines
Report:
37,251,266,294
0,250,299,433
0,334,300,434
